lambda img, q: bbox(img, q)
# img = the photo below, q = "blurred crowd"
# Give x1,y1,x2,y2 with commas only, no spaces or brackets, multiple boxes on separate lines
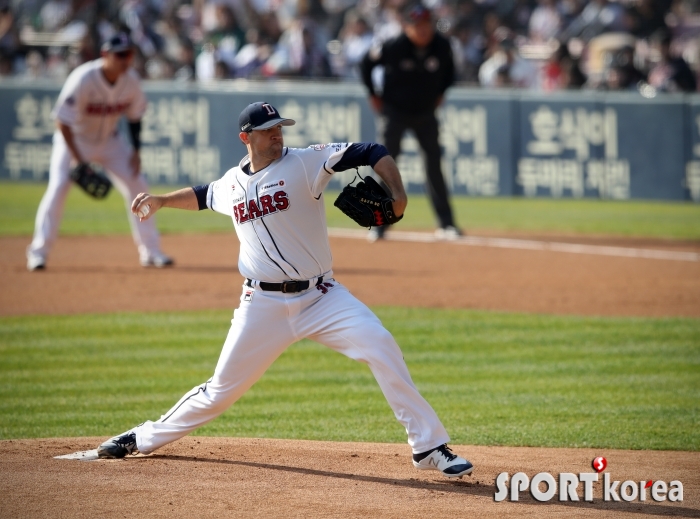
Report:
1,0,699,92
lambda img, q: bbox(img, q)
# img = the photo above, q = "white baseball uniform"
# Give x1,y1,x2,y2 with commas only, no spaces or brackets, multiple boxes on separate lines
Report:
133,142,451,454
27,58,165,266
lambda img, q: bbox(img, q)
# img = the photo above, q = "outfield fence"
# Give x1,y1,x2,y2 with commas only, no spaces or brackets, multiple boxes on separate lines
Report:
1,79,698,202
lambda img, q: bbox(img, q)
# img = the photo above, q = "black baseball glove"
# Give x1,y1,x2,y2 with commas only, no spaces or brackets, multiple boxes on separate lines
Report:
334,175,403,228
69,163,112,200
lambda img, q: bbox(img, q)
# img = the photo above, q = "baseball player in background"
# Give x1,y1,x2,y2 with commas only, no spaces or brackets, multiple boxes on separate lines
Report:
26,33,173,271
96,102,474,479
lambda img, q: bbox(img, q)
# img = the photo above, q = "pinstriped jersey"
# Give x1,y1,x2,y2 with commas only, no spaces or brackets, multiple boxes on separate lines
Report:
206,143,360,283
53,59,147,144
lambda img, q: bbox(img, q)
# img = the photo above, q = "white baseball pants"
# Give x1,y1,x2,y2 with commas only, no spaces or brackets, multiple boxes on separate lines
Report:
135,280,451,455
27,131,162,262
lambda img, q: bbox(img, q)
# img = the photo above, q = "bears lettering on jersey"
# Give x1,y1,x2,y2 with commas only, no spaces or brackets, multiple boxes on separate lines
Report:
85,102,130,116
234,190,289,224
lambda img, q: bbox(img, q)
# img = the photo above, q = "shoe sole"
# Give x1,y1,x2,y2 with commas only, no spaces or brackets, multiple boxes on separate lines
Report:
141,261,174,268
413,461,474,478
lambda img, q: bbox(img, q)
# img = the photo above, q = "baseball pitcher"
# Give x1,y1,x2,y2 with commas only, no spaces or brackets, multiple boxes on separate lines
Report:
96,102,473,479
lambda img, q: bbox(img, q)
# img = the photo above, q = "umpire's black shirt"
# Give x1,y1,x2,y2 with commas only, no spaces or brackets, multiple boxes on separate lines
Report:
360,32,455,114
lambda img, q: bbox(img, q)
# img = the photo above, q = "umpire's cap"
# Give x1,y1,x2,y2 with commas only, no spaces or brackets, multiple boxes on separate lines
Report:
402,3,432,23
239,102,296,133
101,33,133,53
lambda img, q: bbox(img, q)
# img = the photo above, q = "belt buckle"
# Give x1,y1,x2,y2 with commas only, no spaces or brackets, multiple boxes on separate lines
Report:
281,281,297,293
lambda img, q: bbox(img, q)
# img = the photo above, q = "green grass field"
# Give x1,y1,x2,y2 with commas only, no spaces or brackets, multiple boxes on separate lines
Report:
0,181,698,450
0,309,698,450
2,180,700,239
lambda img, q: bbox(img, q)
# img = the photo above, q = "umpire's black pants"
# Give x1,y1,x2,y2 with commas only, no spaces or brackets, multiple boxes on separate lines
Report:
377,107,456,229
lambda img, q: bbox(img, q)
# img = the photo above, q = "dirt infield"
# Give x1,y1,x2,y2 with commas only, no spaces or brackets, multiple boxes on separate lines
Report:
1,232,699,518
1,232,699,317
1,437,698,518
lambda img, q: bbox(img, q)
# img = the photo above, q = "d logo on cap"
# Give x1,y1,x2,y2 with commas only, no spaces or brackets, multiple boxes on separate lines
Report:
238,102,296,133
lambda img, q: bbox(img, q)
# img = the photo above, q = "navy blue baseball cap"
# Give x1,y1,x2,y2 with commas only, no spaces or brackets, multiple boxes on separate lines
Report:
101,33,133,53
239,102,296,133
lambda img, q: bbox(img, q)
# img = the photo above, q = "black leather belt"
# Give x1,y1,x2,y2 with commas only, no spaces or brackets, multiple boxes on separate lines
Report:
246,276,323,293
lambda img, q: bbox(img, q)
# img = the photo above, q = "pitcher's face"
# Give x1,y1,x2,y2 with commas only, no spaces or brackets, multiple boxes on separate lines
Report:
240,124,284,164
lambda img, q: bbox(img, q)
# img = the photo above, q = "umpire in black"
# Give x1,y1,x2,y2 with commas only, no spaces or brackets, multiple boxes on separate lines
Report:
360,3,461,241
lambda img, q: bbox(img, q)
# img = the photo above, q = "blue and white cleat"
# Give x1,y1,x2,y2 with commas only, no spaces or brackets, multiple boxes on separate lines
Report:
413,444,474,479
97,431,139,459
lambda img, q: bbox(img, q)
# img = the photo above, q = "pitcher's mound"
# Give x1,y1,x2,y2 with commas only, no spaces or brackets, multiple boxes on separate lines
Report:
2,437,698,518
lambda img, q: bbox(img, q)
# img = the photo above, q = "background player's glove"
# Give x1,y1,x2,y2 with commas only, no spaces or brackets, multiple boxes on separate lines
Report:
69,163,112,200
334,175,403,228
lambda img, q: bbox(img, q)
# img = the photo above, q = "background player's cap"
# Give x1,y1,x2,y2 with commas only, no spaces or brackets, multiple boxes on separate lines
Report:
101,33,133,53
239,102,296,132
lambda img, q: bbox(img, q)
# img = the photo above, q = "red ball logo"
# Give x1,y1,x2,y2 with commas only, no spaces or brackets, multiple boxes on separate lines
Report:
592,456,607,473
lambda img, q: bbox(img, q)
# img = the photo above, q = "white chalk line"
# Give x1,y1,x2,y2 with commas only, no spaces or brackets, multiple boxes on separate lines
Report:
327,228,700,263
